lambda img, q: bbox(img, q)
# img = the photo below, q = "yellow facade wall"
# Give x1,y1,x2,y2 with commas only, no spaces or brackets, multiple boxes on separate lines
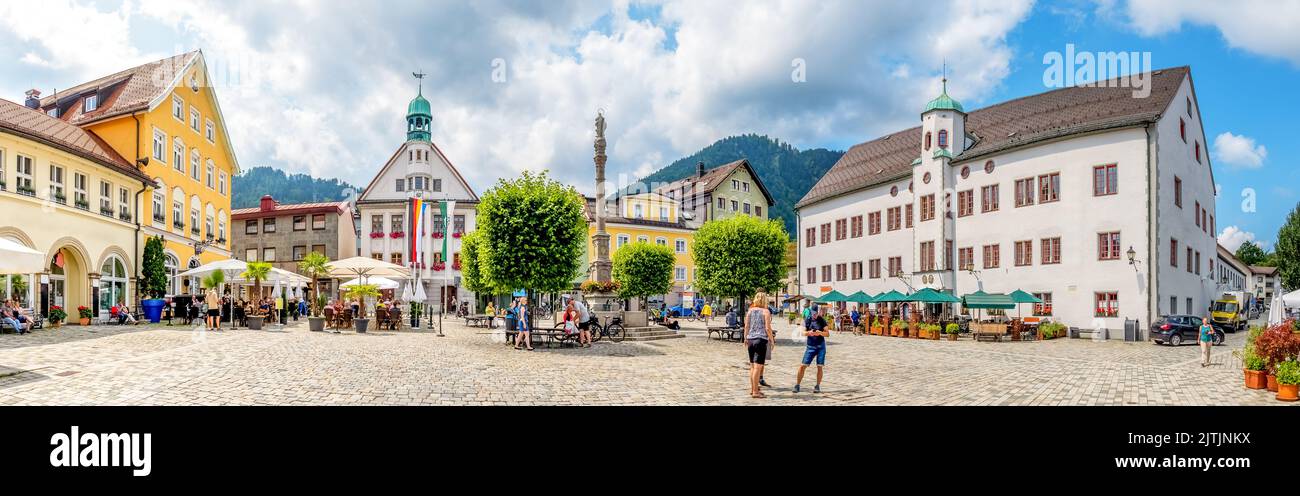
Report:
85,59,239,287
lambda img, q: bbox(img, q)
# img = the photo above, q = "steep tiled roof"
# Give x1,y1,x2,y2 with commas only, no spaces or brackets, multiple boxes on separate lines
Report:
797,67,1190,208
651,159,775,205
40,52,198,126
0,98,148,182
1250,265,1278,276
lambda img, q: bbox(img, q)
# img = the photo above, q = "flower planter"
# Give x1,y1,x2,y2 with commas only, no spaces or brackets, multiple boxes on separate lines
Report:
246,316,264,330
78,318,91,326
907,323,917,338
1266,374,1278,392
141,299,165,323
355,318,370,333
1244,369,1267,389
871,326,882,336
946,333,958,341
1277,384,1299,402
308,316,325,332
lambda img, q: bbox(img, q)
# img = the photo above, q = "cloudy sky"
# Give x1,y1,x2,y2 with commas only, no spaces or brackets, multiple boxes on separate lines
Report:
1,0,1297,248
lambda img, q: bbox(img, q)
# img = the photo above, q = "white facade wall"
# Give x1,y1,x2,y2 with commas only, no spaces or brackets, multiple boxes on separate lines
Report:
797,73,1217,332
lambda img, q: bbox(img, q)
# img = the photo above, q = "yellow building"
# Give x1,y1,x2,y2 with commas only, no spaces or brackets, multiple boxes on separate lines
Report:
1,96,153,319
37,51,240,295
584,192,697,307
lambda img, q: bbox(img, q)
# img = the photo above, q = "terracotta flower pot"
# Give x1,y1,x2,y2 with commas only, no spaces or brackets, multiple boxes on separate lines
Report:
1277,383,1299,402
1266,374,1278,392
946,333,957,341
79,318,90,326
1244,369,1267,390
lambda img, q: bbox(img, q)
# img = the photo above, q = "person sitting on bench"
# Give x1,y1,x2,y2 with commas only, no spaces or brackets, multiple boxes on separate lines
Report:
2,306,26,334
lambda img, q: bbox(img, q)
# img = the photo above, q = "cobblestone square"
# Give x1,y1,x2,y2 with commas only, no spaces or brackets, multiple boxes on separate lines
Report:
0,319,1289,406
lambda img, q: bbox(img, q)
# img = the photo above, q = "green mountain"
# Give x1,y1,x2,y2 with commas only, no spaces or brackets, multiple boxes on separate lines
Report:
637,134,843,236
232,166,360,209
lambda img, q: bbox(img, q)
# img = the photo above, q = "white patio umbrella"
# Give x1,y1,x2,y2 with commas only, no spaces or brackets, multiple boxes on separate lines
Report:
1283,289,1300,309
414,280,427,303
1267,291,1285,326
327,256,410,282
343,276,400,291
178,258,248,279
401,279,415,302
0,237,44,274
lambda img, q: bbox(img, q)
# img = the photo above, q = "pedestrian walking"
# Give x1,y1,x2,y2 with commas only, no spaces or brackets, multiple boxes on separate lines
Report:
205,285,221,330
514,296,534,351
701,302,712,325
1199,316,1215,367
795,305,828,393
745,292,775,399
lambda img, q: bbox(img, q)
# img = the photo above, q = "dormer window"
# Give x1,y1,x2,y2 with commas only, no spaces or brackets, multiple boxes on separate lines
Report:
84,94,98,112
47,107,59,118
938,130,949,149
924,132,932,151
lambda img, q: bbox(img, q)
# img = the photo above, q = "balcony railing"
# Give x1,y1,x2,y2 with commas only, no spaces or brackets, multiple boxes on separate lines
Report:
100,206,115,217
173,220,185,230
190,226,201,236
153,212,166,223
119,211,133,222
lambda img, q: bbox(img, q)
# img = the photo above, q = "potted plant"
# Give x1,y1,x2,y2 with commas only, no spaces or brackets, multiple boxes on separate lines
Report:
890,319,902,337
344,283,380,333
298,252,332,332
76,305,92,325
1275,360,1300,402
945,323,959,341
1254,321,1300,392
48,305,67,327
871,318,883,336
240,262,273,330
409,301,423,328
140,236,169,323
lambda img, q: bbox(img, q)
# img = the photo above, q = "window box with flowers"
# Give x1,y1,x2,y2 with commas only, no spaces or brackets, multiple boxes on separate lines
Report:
431,262,446,271
432,232,445,239
369,232,386,239
75,199,90,210
17,185,36,196
119,211,133,222
100,206,115,217
452,231,462,239
451,260,461,270
390,231,405,239
77,305,93,325
53,192,66,204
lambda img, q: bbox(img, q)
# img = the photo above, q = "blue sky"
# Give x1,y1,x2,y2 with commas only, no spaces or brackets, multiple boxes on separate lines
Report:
0,0,1295,249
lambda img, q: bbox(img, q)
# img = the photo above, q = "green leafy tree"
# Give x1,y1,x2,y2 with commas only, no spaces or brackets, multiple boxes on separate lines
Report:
1277,202,1300,290
297,252,332,317
692,215,787,306
141,236,168,299
240,262,273,314
612,242,676,312
476,171,587,326
460,230,494,296
1235,241,1269,266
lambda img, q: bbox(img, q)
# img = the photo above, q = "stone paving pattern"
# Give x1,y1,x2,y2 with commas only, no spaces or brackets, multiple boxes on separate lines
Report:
0,318,1291,406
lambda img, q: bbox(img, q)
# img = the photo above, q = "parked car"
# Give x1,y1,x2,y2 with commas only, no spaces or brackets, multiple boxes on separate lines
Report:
1150,314,1223,346
667,305,696,317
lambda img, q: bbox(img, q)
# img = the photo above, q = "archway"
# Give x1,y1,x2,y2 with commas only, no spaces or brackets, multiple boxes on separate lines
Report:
45,243,89,319
0,228,36,306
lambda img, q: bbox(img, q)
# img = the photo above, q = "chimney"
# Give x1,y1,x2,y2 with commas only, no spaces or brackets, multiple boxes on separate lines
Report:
24,89,41,109
259,195,278,212
696,161,705,177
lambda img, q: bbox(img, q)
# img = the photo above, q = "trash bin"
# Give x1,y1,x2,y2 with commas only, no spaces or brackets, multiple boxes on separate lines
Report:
1123,318,1139,342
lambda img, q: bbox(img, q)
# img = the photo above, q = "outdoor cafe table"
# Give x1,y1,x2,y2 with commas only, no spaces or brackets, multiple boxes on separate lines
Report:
465,314,495,328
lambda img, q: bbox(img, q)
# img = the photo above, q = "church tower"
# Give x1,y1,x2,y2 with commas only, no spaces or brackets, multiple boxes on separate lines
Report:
407,80,432,142
912,73,966,291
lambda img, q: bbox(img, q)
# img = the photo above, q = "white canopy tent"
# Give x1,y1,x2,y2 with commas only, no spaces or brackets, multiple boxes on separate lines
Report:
328,257,409,281
177,258,248,280
1283,289,1300,308
342,276,400,291
0,237,44,275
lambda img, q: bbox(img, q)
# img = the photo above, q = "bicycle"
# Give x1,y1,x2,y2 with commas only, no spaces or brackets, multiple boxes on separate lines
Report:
554,315,625,343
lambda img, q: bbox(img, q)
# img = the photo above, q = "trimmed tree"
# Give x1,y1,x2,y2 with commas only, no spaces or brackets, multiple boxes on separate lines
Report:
475,171,588,328
460,229,492,296
141,236,168,299
692,215,787,312
1277,202,1300,291
612,242,676,316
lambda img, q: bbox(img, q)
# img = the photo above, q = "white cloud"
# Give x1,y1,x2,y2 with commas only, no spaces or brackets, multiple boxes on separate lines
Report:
1217,225,1256,252
0,1,161,77
0,0,1034,197
1212,132,1268,169
1120,0,1300,65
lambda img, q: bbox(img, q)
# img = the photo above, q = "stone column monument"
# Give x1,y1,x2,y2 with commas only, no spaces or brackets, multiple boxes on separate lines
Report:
591,111,612,285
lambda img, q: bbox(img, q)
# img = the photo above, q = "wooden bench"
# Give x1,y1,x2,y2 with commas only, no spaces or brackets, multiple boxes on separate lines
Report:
465,315,494,328
972,323,1007,342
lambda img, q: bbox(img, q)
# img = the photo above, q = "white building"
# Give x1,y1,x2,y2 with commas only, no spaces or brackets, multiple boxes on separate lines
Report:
356,84,478,312
1249,265,1282,304
796,67,1217,333
1215,244,1249,293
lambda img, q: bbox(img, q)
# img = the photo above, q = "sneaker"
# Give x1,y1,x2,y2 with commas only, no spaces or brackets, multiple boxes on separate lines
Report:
793,384,801,393
813,385,821,393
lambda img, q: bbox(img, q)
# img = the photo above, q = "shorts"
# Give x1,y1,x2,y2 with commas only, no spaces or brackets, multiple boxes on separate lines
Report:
579,319,592,331
747,338,768,365
801,343,827,366
207,309,220,317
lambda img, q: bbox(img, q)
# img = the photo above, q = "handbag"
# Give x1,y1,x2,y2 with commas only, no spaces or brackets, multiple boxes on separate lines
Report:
564,318,577,334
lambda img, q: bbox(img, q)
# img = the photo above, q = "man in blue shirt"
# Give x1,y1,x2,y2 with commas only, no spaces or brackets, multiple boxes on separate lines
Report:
795,306,828,393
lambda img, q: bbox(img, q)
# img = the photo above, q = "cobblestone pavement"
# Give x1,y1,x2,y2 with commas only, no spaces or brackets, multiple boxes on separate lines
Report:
0,319,1289,406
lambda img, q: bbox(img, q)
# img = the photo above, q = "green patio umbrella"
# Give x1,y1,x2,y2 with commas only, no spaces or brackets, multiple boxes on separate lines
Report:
816,290,849,303
908,287,960,303
960,292,1014,308
1008,289,1043,320
846,291,874,304
873,290,909,303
